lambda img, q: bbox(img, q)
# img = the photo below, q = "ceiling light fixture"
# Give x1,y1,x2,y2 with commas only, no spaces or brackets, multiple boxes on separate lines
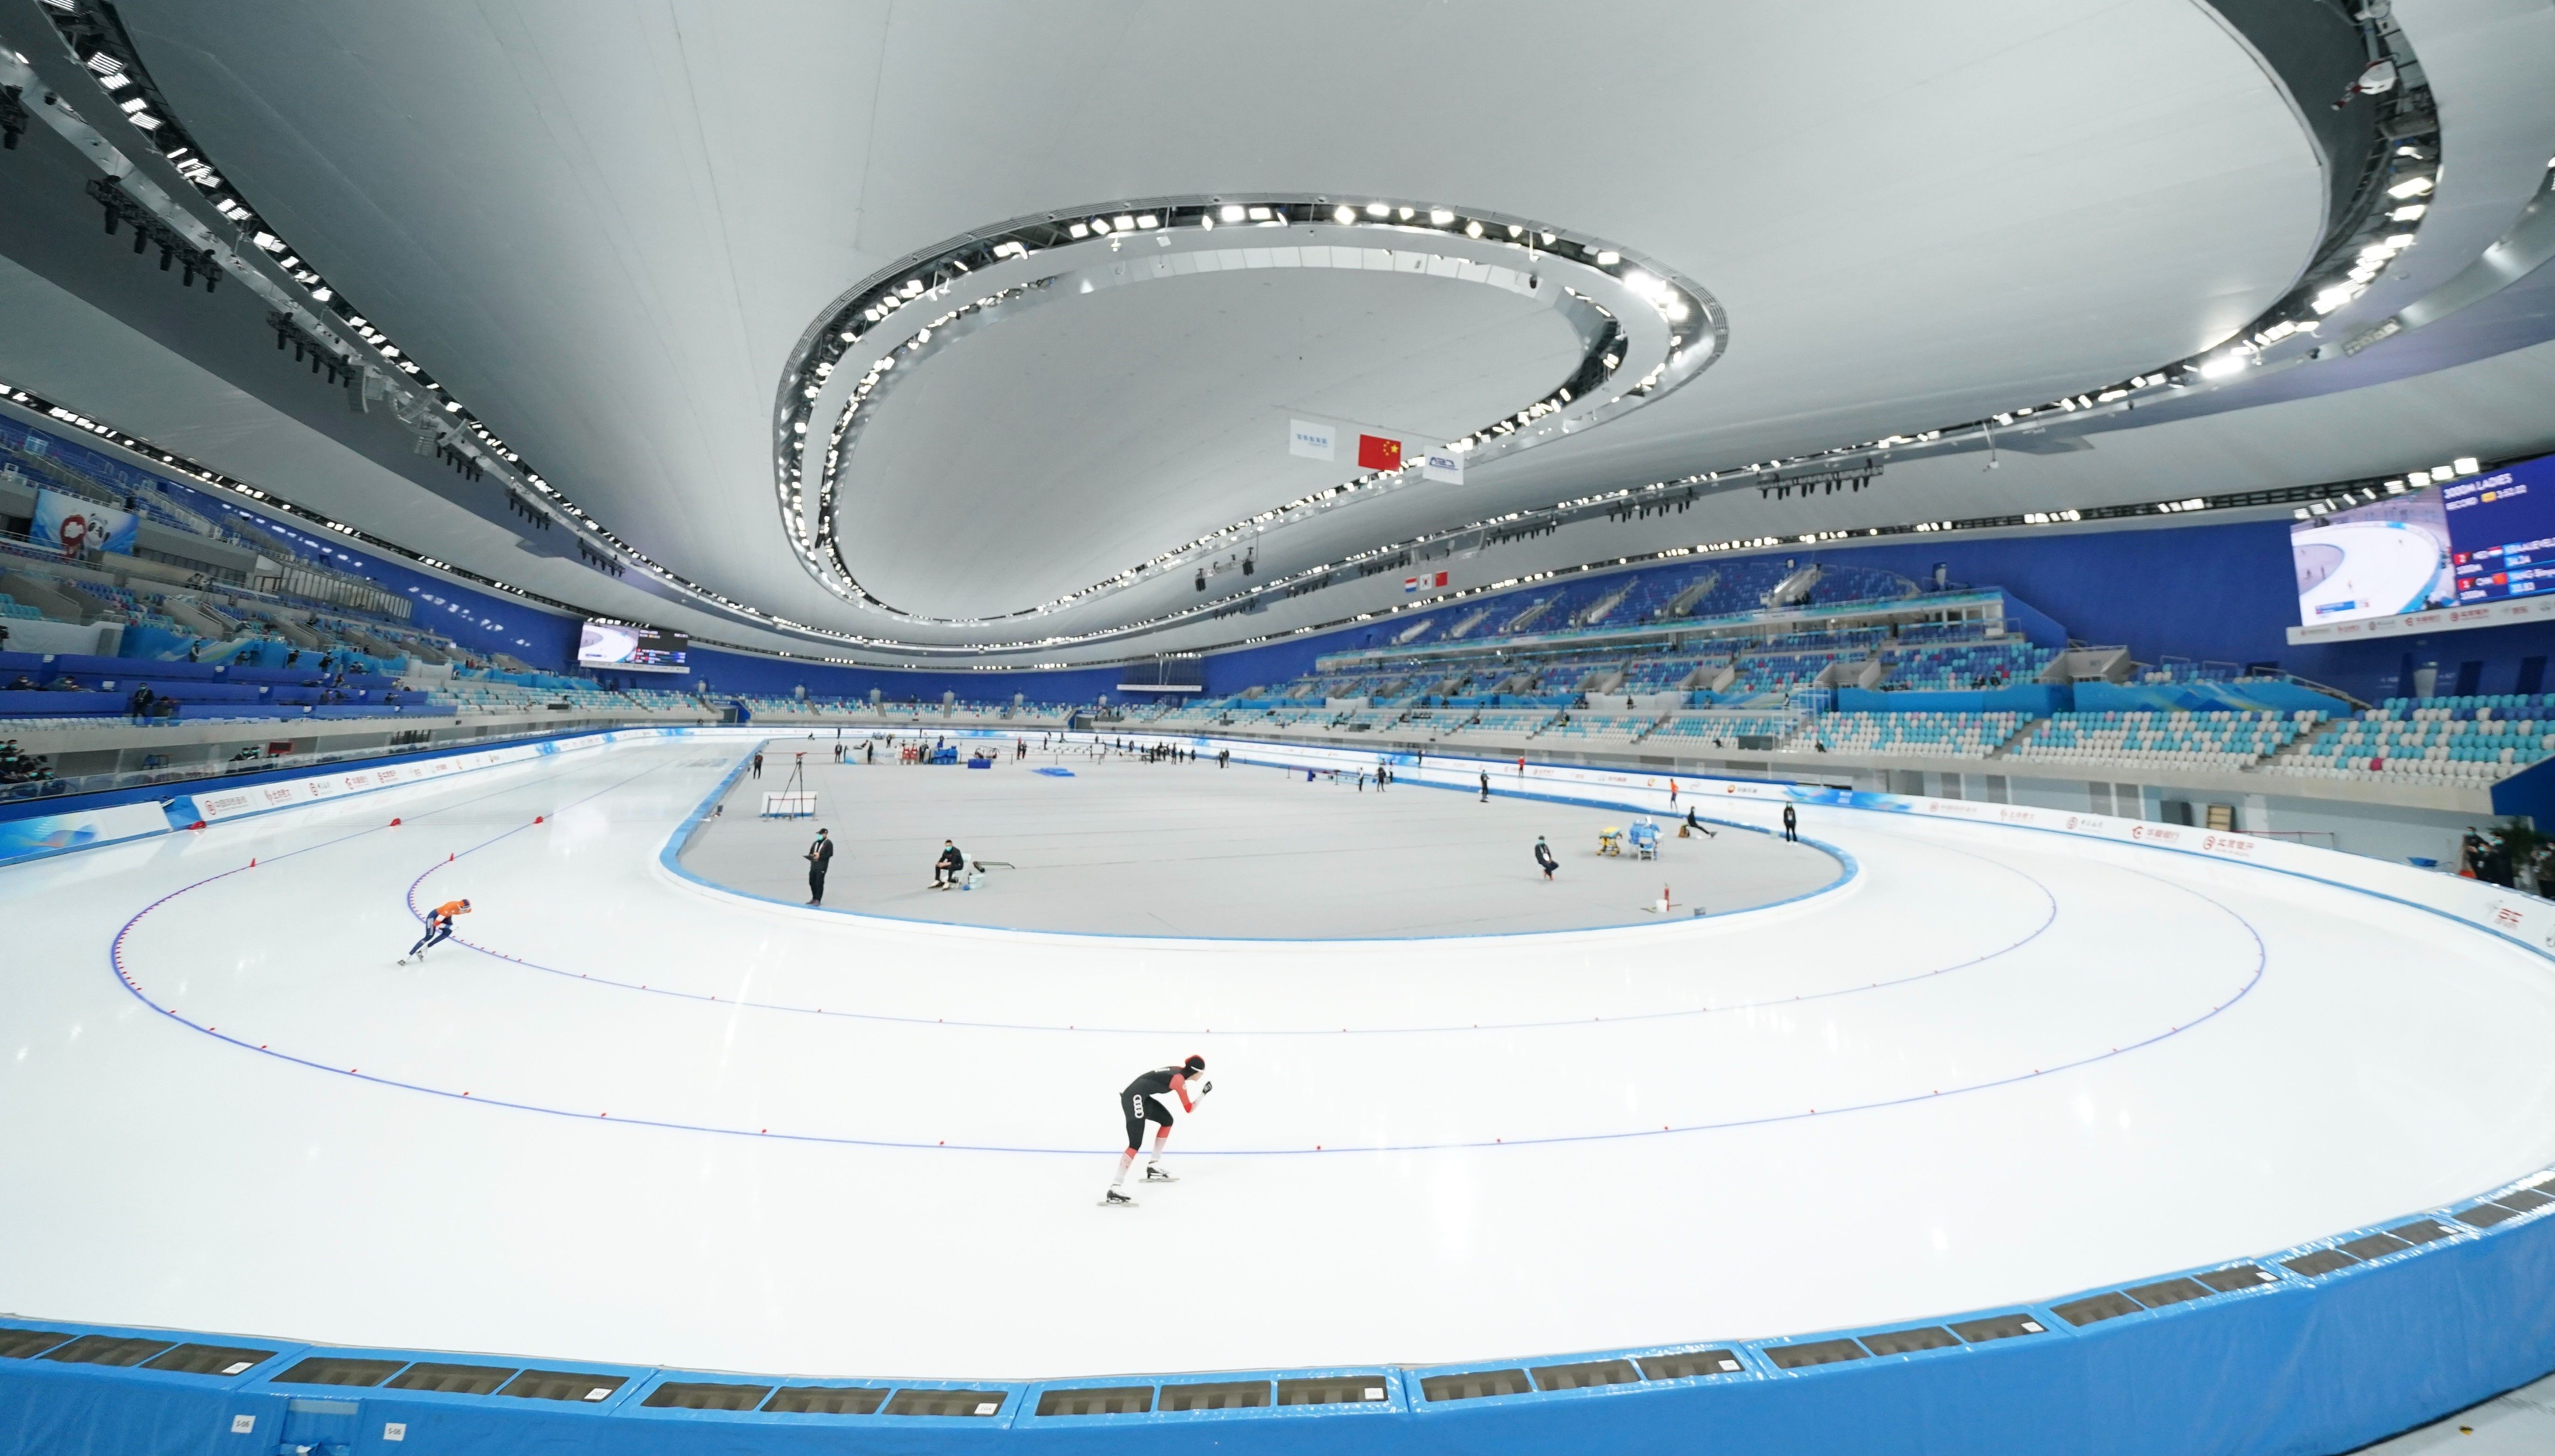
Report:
774,193,1722,630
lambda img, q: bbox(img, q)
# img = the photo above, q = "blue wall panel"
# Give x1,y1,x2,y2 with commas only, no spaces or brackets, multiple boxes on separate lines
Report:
4,1202,2553,1456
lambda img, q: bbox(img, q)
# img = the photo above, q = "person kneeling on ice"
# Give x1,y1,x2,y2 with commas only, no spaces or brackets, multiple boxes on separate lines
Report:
1103,1055,1211,1207
399,898,470,964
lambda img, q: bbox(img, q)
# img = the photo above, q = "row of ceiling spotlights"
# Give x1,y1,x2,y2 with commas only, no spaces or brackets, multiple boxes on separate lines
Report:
2295,456,2482,519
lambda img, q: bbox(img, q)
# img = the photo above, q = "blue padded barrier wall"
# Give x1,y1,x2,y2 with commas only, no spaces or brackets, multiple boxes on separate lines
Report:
1,1190,2552,1456
0,726,628,831
2492,753,2555,825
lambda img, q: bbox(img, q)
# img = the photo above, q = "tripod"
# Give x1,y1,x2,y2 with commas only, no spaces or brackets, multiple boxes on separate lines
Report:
763,752,809,818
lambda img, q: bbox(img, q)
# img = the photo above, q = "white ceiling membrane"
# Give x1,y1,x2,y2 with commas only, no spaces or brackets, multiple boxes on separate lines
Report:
834,262,1582,621
76,0,2325,659
798,207,1715,624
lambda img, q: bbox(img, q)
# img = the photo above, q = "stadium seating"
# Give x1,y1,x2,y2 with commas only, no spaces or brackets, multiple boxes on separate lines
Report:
2270,696,2555,784
1881,641,2053,690
2007,711,2319,770
1811,711,2027,759
1646,713,1809,748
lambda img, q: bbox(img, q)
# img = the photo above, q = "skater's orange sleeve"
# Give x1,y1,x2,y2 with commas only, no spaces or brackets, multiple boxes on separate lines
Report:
434,900,470,918
1171,1073,1197,1113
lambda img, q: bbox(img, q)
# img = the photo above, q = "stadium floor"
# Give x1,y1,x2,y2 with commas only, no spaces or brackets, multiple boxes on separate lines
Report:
6,733,2554,1382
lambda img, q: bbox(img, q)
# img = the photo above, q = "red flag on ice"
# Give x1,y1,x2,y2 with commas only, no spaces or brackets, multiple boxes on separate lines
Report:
1357,434,1403,471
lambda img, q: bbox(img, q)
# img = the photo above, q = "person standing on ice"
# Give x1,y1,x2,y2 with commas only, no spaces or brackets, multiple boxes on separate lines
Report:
399,898,470,963
1102,1055,1210,1207
1534,836,1559,880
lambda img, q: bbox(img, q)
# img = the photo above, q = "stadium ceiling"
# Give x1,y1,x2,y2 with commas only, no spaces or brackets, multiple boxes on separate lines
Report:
0,0,2551,668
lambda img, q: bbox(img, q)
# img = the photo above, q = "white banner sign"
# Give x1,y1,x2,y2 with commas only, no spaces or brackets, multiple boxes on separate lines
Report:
1421,449,1464,484
2288,592,2555,644
1288,419,1335,461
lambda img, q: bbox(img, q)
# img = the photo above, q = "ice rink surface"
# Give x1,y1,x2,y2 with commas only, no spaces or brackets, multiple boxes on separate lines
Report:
2296,518,2449,621
680,740,1841,935
7,734,2555,1382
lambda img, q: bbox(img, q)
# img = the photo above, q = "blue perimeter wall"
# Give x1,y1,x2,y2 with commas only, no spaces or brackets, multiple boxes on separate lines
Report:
1752,520,2555,703
146,446,2555,707
1182,520,2555,704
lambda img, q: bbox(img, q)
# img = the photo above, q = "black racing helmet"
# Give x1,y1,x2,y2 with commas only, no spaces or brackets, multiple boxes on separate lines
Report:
1183,1054,1206,1075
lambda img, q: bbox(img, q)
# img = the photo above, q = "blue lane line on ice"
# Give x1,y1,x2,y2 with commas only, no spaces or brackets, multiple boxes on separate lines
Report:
655,737,1864,943
105,740,2266,1156
111,854,2262,1157
412,731,2050,1035
423,813,2058,1036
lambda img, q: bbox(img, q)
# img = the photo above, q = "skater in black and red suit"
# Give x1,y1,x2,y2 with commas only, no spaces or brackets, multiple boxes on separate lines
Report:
1101,1055,1210,1206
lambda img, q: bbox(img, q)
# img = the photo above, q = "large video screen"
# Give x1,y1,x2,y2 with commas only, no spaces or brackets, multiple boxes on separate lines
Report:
2443,455,2555,605
576,620,690,672
2292,453,2555,629
2291,486,2454,626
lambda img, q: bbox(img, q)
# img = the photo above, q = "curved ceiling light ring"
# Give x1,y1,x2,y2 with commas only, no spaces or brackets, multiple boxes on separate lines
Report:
812,244,1627,621
770,195,1727,627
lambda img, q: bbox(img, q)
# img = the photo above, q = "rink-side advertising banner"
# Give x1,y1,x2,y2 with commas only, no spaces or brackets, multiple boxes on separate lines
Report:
0,729,678,863
183,749,528,822
0,801,170,863
2287,592,2555,645
177,730,698,825
29,487,138,558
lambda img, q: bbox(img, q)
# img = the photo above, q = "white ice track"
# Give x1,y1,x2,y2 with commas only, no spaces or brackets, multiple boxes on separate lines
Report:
8,736,2555,1384
2298,517,2448,620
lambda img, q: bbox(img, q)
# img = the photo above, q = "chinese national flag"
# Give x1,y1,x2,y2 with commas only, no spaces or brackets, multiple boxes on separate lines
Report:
1357,434,1403,470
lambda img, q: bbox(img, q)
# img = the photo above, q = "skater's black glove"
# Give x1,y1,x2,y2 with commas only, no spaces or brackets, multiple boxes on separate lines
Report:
1198,1080,1212,1097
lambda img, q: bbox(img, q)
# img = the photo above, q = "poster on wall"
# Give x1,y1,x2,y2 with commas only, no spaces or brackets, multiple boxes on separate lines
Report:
29,488,138,558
